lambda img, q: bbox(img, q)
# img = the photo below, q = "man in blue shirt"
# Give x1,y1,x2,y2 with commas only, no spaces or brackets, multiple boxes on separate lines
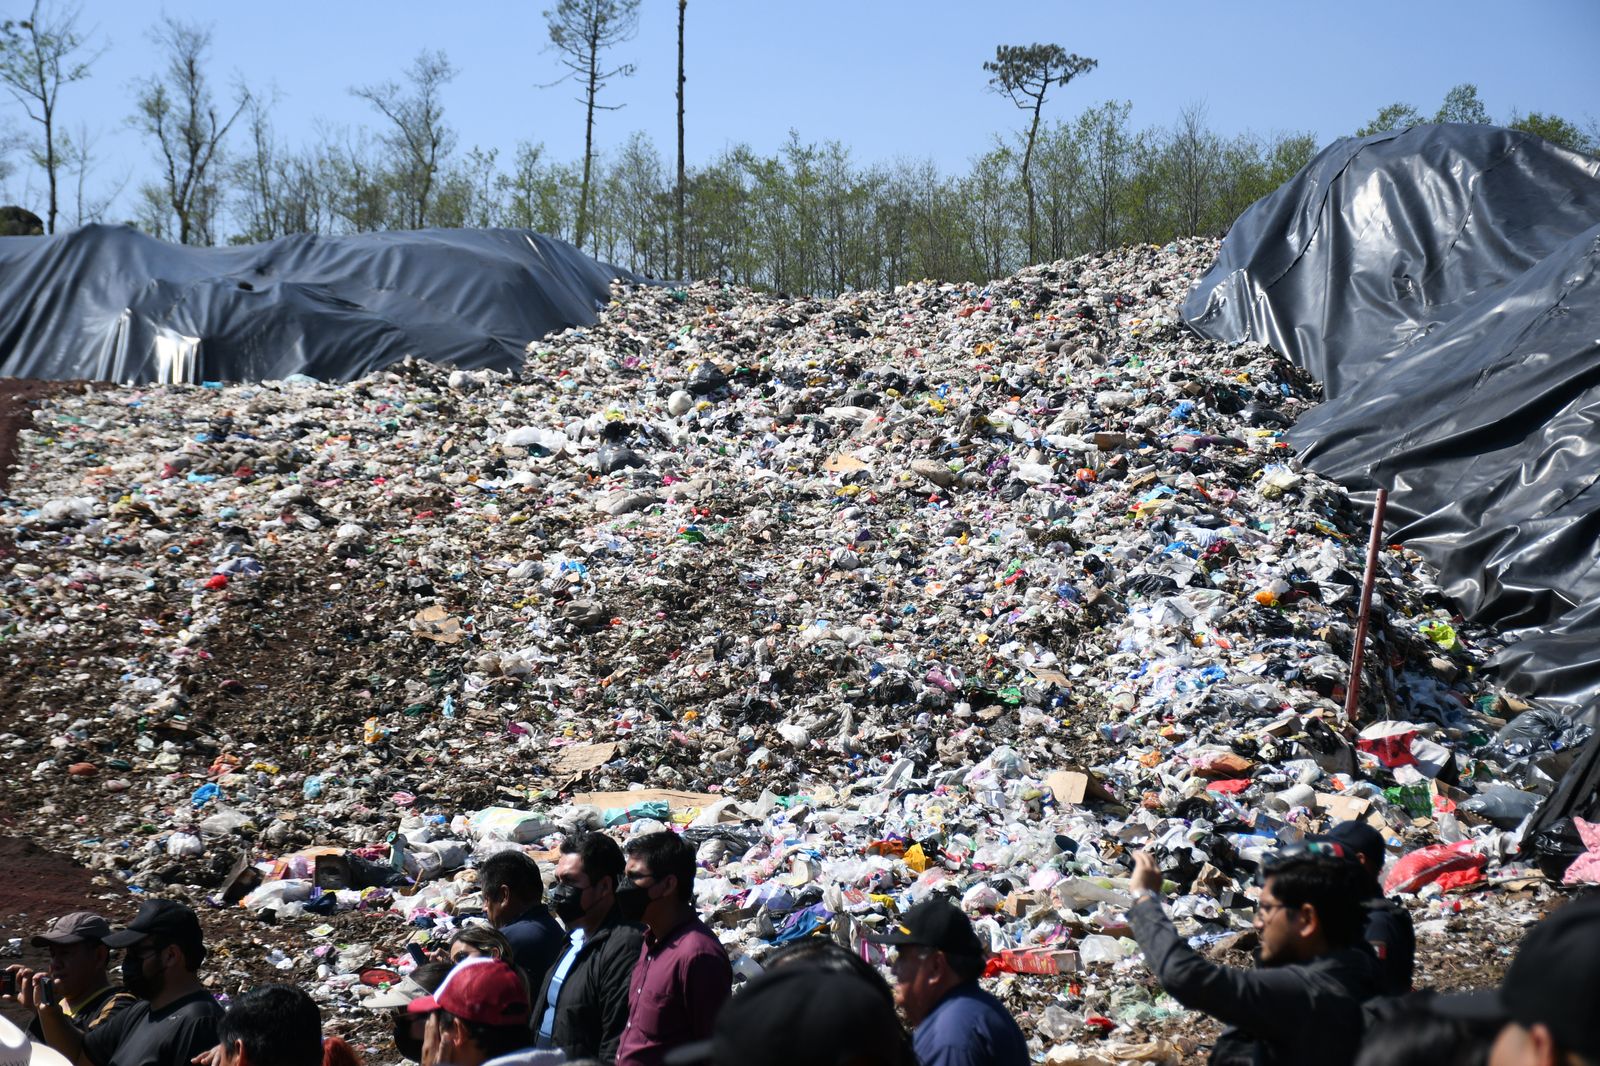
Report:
865,897,1028,1066
478,851,565,985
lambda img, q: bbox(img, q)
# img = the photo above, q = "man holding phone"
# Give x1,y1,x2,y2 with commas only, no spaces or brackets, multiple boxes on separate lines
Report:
23,900,222,1066
5,913,135,1040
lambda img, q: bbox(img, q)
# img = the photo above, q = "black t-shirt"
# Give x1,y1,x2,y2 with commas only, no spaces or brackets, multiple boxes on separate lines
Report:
83,990,223,1066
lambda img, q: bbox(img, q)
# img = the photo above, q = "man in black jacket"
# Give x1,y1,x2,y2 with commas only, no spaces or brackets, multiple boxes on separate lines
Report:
1129,845,1381,1066
1321,820,1415,995
533,832,644,1063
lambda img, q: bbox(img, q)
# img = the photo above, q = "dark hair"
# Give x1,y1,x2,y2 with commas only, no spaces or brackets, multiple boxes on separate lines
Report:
145,937,206,975
479,850,544,904
764,940,896,1007
217,985,323,1066
449,924,514,961
1353,1005,1491,1066
560,832,624,893
945,951,986,983
1266,856,1367,947
409,961,452,994
625,831,696,904
439,1011,532,1060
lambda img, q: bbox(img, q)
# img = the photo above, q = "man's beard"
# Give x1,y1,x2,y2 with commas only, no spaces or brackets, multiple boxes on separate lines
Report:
122,956,167,1001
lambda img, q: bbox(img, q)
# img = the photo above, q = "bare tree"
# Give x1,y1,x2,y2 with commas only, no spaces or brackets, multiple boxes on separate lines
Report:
1168,102,1223,236
352,50,457,230
984,43,1096,264
62,121,122,226
131,17,248,245
543,0,640,252
0,1,101,232
675,0,685,277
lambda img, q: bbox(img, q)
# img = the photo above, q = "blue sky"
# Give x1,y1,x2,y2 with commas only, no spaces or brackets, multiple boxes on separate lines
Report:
6,0,1597,224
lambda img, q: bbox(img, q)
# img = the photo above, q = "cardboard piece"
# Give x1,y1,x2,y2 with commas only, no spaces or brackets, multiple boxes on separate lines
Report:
1315,792,1372,823
823,452,871,473
411,606,463,644
551,742,618,775
1045,768,1116,806
1000,891,1036,917
571,788,721,813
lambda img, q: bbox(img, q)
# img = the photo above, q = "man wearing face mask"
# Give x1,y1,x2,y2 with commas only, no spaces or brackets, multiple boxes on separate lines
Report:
613,831,731,1066
533,833,644,1063
24,900,223,1066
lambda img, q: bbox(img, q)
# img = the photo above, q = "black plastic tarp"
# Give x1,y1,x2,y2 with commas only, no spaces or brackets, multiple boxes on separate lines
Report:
0,224,640,384
1183,124,1600,705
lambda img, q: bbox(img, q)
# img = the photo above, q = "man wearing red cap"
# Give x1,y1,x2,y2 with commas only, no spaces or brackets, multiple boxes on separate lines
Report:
407,958,558,1066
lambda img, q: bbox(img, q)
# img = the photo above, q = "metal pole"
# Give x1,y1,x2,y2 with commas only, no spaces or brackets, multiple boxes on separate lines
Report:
1344,488,1390,721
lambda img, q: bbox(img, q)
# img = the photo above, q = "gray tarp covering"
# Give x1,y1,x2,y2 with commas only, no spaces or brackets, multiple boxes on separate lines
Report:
0,224,638,383
1182,124,1600,704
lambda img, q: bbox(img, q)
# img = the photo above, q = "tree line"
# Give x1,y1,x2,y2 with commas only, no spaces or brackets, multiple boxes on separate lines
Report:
0,0,1594,295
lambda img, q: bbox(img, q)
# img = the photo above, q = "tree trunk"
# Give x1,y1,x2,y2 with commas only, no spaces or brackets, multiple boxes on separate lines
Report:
676,0,686,279
44,115,56,233
577,28,599,252
1023,94,1042,264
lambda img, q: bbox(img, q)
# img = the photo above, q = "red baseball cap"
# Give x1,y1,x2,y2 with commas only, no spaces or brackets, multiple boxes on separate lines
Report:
407,958,530,1027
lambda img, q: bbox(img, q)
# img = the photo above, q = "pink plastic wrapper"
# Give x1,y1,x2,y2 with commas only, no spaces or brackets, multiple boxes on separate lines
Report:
1562,818,1600,885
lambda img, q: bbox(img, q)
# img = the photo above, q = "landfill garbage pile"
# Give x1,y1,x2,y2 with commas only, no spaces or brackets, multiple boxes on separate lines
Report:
0,238,1576,1063
1183,123,1600,708
0,224,639,385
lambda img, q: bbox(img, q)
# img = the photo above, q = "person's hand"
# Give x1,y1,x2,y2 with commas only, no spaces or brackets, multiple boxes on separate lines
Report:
191,1043,224,1066
1130,850,1165,895
0,965,23,1006
14,968,43,1012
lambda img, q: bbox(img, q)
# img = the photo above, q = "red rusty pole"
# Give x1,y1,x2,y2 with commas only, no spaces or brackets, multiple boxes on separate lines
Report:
1344,488,1390,721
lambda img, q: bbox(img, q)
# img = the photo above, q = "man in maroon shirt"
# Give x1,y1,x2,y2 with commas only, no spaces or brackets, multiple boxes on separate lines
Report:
613,831,732,1066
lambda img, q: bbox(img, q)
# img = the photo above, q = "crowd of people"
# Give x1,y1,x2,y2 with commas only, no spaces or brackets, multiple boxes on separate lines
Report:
1,825,1595,1066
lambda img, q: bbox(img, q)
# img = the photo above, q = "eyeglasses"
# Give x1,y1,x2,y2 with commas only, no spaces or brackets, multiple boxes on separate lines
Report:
1255,899,1289,918
890,946,936,970
125,941,168,960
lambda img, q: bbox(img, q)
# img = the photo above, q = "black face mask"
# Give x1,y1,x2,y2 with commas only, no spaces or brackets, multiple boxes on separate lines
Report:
122,950,162,1001
392,1013,424,1062
549,884,587,925
614,878,653,923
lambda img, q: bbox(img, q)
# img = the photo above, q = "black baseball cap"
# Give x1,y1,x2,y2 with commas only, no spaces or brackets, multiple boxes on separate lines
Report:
665,964,910,1066
103,900,207,965
1434,894,1600,1059
1323,821,1386,869
861,897,985,960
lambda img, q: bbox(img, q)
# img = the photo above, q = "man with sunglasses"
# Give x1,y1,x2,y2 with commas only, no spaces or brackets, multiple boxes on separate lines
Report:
864,897,1027,1066
22,900,222,1066
1129,845,1381,1066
